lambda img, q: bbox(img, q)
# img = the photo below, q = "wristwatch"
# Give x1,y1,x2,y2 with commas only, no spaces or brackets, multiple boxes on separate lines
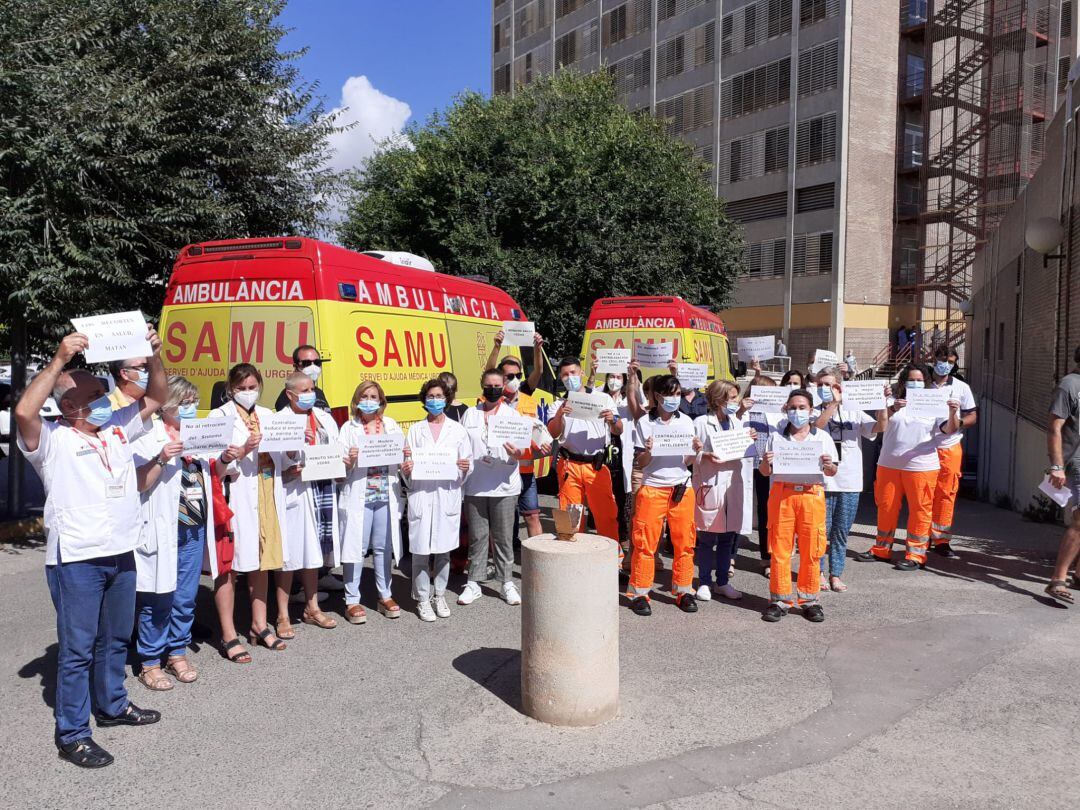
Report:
156,456,168,467
1049,465,1064,472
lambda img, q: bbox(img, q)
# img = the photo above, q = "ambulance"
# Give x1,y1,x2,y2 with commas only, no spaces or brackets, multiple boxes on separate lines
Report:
158,237,549,426
579,296,741,384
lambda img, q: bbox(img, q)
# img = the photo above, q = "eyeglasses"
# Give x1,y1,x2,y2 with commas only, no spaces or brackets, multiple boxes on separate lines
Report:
297,359,322,368
504,372,523,381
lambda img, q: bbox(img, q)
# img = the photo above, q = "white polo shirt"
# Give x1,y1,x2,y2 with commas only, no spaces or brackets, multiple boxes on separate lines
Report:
634,411,695,488
766,427,838,485
461,402,522,498
19,403,151,565
931,376,976,449
878,408,941,472
820,407,878,493
548,390,617,456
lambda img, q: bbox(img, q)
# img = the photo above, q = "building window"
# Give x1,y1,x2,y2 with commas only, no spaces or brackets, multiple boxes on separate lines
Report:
793,231,834,275
658,0,705,23
797,40,839,97
556,20,598,68
720,56,791,118
556,0,587,18
603,0,651,46
514,47,552,87
494,21,511,54
983,326,991,361
800,0,840,27
494,63,511,95
1060,56,1072,93
998,322,1006,360
658,21,714,81
742,238,787,279
903,122,924,168
724,191,788,223
795,112,837,166
796,182,835,213
656,84,715,135
898,237,920,283
905,53,925,97
721,0,792,57
515,0,550,41
903,0,927,27
607,49,651,95
1064,1,1074,37
718,124,789,185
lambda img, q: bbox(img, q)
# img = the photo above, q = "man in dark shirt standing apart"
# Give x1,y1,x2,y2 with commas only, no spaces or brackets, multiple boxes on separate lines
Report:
274,345,330,412
1046,345,1080,603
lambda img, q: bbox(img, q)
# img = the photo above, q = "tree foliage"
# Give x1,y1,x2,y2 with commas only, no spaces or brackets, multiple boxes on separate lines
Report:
339,71,743,356
0,0,339,351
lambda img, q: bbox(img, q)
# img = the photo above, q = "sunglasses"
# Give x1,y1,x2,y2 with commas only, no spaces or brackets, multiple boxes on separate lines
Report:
297,359,323,368
504,372,523,381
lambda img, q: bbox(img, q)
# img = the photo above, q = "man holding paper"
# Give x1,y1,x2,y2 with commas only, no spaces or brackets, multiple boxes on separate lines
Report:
1045,347,1080,604
15,327,167,768
497,354,553,540
486,329,546,396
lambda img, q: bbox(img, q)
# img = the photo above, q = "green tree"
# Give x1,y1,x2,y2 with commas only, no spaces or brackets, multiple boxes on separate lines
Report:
339,71,743,357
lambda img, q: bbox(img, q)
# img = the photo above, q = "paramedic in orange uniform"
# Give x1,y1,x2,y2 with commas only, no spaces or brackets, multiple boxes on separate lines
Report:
546,358,623,542
928,345,977,557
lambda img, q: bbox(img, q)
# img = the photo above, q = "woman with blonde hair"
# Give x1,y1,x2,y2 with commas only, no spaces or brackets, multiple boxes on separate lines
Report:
338,380,405,622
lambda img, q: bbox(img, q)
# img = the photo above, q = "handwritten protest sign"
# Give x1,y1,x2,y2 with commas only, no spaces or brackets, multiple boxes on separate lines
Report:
676,363,708,390
258,411,306,453
70,311,152,364
906,388,949,420
356,433,404,467
595,348,632,374
411,447,459,481
501,321,535,346
708,427,754,463
737,336,775,363
750,385,793,414
633,341,674,367
566,391,607,422
650,422,695,456
842,380,888,411
810,349,839,374
302,443,346,482
772,441,823,476
488,414,533,450
179,416,232,457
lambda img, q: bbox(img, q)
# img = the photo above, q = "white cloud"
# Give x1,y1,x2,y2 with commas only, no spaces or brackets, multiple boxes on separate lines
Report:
326,75,412,175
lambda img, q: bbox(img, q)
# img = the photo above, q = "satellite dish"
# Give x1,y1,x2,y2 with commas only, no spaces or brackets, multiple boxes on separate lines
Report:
362,251,436,272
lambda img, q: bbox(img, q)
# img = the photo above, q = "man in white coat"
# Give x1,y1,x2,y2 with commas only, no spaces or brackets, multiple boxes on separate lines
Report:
16,328,167,768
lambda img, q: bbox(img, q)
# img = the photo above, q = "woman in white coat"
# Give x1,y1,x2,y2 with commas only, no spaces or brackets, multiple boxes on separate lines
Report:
132,376,218,690
208,363,290,652
275,371,342,636
400,379,473,622
692,380,755,602
338,380,406,624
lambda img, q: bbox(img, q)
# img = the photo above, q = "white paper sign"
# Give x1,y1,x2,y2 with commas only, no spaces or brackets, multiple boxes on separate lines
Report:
905,388,949,420
70,311,152,364
258,411,306,453
179,416,232,457
501,321,535,346
750,385,793,414
532,421,553,448
566,391,607,422
488,415,533,450
708,427,754,463
595,348,632,374
649,423,695,456
302,442,346,482
842,380,888,411
411,447,459,481
810,349,839,373
737,336,775,362
633,341,674,367
676,363,708,390
1039,475,1075,508
356,432,404,467
772,441,824,475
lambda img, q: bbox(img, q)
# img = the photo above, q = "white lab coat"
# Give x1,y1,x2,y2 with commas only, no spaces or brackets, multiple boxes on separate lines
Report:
402,417,472,555
281,406,343,571
338,415,405,565
131,419,219,593
207,401,289,573
692,413,750,534
610,392,636,491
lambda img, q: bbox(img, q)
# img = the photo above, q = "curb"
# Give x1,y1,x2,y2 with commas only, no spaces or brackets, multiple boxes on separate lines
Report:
0,517,44,543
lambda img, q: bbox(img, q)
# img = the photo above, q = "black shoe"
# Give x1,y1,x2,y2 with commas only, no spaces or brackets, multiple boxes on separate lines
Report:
58,737,113,768
932,543,959,559
95,702,161,727
855,550,887,563
803,604,825,623
894,559,924,572
676,593,698,613
630,596,652,616
762,604,787,622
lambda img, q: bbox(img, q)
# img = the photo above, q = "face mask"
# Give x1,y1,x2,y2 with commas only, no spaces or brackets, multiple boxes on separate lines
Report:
482,386,504,403
906,380,924,390
177,403,198,420
80,395,113,427
126,369,149,390
357,400,381,415
301,363,322,383
723,401,740,415
424,398,447,415
296,392,317,411
607,378,623,392
662,396,681,413
563,374,582,392
233,390,259,410
933,361,953,377
787,409,811,428
819,386,834,403
504,377,521,394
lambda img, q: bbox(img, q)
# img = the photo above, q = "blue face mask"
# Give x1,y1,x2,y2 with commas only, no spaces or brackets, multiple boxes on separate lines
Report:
127,369,149,391
86,395,114,427
357,400,381,415
424,398,447,415
177,403,198,420
906,380,925,390
819,385,834,403
662,396,681,413
933,361,953,377
723,401,740,415
296,392,317,411
787,409,811,428
563,375,582,392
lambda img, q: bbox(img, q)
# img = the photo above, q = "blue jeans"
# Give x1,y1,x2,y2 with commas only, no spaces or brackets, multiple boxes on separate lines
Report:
695,531,737,588
46,551,136,746
822,491,860,577
344,501,392,603
136,522,206,665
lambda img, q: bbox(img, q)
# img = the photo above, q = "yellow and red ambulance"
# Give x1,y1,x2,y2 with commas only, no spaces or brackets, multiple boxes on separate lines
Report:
158,237,547,426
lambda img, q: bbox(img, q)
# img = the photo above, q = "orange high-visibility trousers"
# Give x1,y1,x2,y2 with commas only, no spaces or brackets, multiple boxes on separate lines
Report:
767,482,826,607
931,443,963,546
557,458,621,542
629,484,696,597
872,466,937,562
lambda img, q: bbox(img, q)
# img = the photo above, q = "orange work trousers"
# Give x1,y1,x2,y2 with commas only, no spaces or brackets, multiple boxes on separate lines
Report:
629,484,696,597
872,466,937,562
557,458,620,542
931,443,963,546
767,482,826,607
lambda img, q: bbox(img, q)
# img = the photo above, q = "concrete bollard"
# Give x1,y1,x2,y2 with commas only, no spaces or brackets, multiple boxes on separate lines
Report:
520,533,619,727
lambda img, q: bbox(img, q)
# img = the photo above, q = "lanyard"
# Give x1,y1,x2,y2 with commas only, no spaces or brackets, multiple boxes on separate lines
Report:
70,427,113,474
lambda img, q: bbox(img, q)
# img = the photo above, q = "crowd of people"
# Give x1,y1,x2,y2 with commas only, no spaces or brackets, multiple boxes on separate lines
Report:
16,327,983,769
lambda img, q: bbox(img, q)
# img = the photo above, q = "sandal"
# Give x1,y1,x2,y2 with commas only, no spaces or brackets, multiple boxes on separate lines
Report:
221,637,252,664
275,617,296,640
346,605,367,625
138,665,174,691
1046,580,1075,604
377,598,401,618
165,656,198,684
248,627,287,651
829,576,847,593
302,609,338,629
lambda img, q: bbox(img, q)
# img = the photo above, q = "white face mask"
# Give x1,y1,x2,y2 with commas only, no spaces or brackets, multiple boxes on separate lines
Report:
233,390,259,410
504,377,522,394
607,378,623,392
301,363,322,383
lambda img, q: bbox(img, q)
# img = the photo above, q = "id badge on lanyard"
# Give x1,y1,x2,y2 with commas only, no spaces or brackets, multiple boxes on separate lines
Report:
74,428,126,498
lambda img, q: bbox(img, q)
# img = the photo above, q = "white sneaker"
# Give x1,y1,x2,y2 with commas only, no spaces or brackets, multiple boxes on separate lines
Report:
290,590,327,604
696,584,713,601
433,595,451,618
417,600,436,622
501,581,522,606
457,581,483,605
318,574,345,592
715,583,743,600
